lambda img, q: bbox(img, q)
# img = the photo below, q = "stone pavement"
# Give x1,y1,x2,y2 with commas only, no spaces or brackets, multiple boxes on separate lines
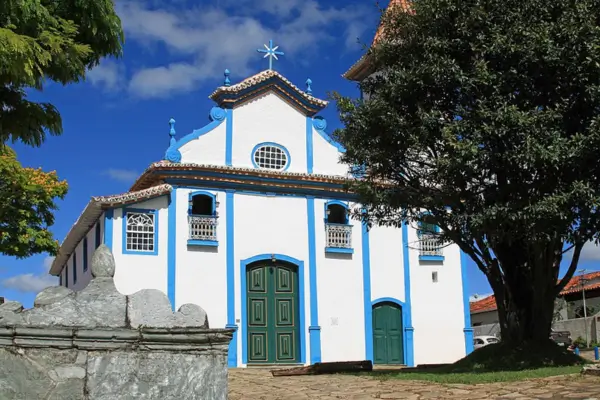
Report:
229,369,600,399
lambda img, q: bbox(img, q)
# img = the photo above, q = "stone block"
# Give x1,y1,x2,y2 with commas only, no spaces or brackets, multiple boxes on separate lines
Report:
0,245,232,400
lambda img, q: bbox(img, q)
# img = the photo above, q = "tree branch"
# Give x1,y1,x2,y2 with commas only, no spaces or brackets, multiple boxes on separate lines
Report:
555,241,585,295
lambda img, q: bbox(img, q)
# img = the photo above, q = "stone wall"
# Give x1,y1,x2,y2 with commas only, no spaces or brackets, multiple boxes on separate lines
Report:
0,245,233,400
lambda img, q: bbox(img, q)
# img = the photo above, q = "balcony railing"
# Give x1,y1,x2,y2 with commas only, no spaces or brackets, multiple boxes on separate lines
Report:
325,223,353,249
188,215,218,242
419,234,443,257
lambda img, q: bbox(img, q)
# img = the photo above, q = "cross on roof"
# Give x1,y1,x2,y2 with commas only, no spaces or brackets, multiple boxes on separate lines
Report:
257,40,284,70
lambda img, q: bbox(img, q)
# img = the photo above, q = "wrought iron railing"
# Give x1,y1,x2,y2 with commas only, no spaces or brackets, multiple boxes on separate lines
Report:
419,234,443,257
188,215,218,241
325,223,353,249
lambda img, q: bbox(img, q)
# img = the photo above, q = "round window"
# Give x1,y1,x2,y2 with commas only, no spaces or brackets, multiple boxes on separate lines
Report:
252,144,289,170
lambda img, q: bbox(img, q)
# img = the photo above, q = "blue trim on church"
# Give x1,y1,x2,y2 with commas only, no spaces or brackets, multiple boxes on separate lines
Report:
461,250,475,355
307,196,322,363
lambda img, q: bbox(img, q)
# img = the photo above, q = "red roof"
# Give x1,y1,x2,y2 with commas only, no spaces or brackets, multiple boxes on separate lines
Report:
470,271,600,314
371,0,413,46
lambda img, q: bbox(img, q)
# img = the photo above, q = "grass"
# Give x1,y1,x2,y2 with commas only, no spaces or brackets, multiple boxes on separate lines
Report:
371,365,583,384
358,341,590,384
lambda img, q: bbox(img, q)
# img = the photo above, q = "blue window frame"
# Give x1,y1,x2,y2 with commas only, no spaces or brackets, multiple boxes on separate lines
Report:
251,142,291,171
122,208,159,255
417,215,444,262
65,266,69,288
83,237,88,272
73,252,77,284
324,201,354,254
188,191,219,247
95,223,101,248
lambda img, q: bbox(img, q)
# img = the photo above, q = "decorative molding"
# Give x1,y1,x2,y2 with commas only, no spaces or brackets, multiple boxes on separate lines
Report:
209,69,327,116
209,106,227,122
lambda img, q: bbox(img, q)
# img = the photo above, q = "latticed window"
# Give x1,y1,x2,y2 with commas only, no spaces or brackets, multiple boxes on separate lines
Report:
125,212,156,252
253,144,288,170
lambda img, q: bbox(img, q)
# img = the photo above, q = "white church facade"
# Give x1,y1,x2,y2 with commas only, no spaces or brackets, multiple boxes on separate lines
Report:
49,37,473,367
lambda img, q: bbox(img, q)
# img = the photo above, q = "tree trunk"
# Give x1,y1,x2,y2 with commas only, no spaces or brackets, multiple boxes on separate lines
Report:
487,239,562,346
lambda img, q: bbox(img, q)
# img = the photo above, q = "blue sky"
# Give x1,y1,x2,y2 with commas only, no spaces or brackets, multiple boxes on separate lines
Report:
1,0,599,308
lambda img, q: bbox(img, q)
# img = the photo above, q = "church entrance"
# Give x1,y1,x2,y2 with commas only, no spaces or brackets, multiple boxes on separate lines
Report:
372,302,404,365
246,262,300,364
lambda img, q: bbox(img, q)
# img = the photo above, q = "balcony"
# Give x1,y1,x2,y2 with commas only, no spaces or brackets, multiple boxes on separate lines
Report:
325,223,353,254
188,215,218,247
419,234,444,261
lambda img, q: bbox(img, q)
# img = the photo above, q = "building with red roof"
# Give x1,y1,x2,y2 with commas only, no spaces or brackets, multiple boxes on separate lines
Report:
470,271,600,326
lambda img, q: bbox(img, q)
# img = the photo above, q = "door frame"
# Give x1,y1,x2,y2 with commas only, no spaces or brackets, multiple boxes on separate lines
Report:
371,297,408,365
240,254,306,365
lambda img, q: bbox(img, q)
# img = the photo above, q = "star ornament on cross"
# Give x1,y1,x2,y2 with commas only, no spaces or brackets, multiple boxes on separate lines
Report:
257,40,284,70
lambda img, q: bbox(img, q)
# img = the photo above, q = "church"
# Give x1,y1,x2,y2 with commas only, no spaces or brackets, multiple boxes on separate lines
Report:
49,2,473,368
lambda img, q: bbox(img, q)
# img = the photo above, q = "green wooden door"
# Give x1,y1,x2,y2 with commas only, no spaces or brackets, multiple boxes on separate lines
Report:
247,263,300,364
372,302,404,364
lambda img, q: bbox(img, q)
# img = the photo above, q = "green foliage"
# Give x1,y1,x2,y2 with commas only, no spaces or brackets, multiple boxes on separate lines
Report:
0,0,124,146
0,146,68,257
333,0,600,342
573,336,587,348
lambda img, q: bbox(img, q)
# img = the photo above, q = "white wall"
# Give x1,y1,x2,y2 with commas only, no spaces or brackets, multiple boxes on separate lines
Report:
231,93,308,173
62,214,104,291
179,121,227,165
314,199,365,362
234,194,311,364
369,225,405,303
111,196,169,296
174,188,227,330
408,225,466,364
311,128,347,176
172,89,349,177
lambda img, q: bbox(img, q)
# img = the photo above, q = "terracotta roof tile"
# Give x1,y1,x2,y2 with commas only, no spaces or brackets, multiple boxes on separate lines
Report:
371,0,413,47
470,295,497,314
470,271,600,314
343,0,413,80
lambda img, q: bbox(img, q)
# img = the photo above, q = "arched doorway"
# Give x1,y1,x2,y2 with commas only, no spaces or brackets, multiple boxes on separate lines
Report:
372,301,404,365
246,261,300,364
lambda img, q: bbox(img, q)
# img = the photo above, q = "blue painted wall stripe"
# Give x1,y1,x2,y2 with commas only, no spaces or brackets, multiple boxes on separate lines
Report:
167,188,177,310
225,108,234,166
226,190,238,367
306,116,314,173
103,209,114,251
402,223,415,367
460,250,475,355
240,254,306,365
306,196,321,363
362,219,373,362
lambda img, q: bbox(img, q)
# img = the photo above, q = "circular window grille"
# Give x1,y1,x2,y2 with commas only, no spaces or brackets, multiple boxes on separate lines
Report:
253,144,288,170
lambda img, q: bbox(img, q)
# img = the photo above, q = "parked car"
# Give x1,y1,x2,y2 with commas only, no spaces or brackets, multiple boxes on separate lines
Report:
550,329,572,347
473,335,500,349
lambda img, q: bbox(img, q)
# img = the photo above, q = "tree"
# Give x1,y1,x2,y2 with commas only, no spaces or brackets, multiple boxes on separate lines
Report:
0,0,122,258
0,0,124,146
0,146,68,257
333,0,600,347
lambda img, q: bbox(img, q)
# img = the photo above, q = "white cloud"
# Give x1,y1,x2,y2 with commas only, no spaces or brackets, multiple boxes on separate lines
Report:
87,59,126,92
116,0,372,98
564,241,600,261
1,256,57,294
103,168,139,183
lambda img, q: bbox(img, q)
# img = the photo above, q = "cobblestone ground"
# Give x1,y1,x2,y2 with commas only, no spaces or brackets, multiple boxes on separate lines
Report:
229,369,600,399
